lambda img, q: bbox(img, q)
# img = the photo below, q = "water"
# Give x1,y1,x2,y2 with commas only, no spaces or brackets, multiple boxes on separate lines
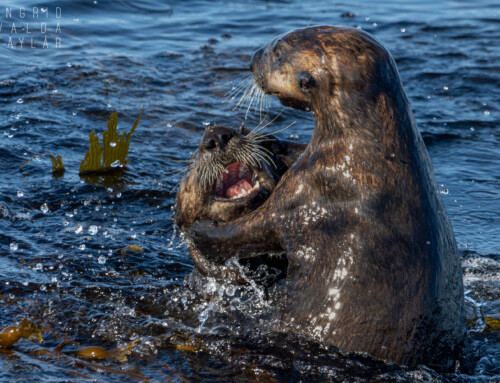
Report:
0,0,499,381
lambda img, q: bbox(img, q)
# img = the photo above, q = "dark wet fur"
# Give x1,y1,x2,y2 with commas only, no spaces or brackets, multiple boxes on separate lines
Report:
189,26,465,370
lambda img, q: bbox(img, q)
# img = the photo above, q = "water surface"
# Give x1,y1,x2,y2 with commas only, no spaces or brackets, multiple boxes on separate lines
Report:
0,0,499,381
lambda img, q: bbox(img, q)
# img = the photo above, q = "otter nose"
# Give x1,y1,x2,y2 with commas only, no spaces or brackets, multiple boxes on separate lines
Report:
250,48,264,72
202,126,235,151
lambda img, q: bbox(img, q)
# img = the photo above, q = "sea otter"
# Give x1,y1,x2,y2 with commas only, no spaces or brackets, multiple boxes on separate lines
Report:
188,26,465,369
175,124,305,276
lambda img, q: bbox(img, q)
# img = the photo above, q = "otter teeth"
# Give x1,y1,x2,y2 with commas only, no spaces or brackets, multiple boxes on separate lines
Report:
230,181,260,199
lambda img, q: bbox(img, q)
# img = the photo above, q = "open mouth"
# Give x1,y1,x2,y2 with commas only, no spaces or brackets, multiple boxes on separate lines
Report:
214,162,261,200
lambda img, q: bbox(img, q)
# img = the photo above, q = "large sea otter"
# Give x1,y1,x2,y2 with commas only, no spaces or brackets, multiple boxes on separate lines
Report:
187,26,465,369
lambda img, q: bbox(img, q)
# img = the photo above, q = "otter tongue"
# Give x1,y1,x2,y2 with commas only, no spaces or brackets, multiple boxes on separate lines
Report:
227,179,253,198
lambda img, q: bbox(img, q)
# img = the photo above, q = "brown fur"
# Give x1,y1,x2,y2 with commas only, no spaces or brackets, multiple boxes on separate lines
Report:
174,125,305,274
189,26,465,369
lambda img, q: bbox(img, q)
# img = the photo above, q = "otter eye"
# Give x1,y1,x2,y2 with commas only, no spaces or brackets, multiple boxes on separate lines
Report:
298,71,316,90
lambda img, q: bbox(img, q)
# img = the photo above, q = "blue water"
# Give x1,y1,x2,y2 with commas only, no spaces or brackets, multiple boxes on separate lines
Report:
0,0,498,381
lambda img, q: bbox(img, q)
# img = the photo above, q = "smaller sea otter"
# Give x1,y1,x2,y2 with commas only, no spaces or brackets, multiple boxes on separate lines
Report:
174,124,305,276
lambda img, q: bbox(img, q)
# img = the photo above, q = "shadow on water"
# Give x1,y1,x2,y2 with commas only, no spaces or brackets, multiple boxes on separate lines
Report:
0,0,499,381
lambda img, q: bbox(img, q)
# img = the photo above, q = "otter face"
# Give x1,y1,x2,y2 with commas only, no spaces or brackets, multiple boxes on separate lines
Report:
250,26,394,114
251,35,321,111
175,125,299,230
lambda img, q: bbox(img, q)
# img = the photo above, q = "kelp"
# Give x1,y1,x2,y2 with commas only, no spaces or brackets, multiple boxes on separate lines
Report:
49,154,65,176
79,111,143,175
0,318,43,347
20,154,65,177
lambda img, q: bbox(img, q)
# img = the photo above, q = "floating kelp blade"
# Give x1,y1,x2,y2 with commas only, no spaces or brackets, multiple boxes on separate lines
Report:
48,154,65,177
20,154,65,177
79,111,143,175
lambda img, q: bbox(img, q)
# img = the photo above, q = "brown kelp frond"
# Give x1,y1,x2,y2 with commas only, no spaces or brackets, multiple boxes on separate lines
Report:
20,154,65,177
79,111,143,175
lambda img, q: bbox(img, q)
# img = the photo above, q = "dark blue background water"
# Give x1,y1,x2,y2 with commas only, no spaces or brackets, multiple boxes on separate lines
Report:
0,0,498,381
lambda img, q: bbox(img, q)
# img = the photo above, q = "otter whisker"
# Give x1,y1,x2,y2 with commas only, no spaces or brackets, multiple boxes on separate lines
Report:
168,179,184,194
226,73,253,95
251,146,276,168
233,80,256,110
224,75,253,103
245,83,260,120
247,110,284,139
165,168,189,176
163,157,191,163
254,121,297,139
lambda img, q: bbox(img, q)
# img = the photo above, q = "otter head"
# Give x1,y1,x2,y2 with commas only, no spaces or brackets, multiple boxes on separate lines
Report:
250,26,399,119
175,124,302,230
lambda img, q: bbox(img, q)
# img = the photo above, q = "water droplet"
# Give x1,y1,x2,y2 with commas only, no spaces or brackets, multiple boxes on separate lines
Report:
79,244,86,251
110,141,117,147
10,242,18,251
470,127,475,131
88,225,98,235
75,224,83,234
17,190,24,197
111,160,121,168
372,22,377,27
40,285,47,291
484,110,490,115
34,263,43,271
426,241,431,245
73,18,78,22
98,256,107,265
365,17,370,21
22,281,28,286
440,188,449,195
400,27,406,33
202,121,210,126
107,103,112,108
167,123,173,128
226,285,236,297
116,192,122,198
51,277,58,283
72,111,77,116
40,203,49,214
17,98,24,104
41,7,47,12
52,89,58,93
443,86,448,91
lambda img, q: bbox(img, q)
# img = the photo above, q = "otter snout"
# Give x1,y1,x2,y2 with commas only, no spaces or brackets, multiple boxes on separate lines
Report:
201,126,235,151
250,47,264,73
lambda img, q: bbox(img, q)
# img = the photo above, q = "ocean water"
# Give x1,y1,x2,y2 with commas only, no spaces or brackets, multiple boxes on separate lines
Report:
0,0,498,381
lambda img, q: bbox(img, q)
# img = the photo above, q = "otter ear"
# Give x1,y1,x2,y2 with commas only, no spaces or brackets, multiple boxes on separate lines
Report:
298,71,316,91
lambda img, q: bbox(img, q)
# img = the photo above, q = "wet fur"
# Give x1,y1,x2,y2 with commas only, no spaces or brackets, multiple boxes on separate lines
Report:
189,26,465,369
175,125,306,275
